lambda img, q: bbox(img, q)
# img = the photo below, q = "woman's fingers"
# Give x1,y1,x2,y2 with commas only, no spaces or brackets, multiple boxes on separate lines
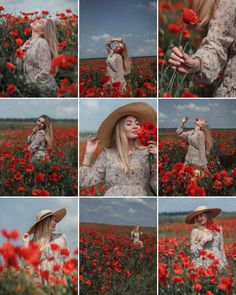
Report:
169,51,184,63
172,47,184,59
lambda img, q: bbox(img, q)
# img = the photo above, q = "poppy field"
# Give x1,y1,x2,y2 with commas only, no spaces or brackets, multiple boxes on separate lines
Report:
0,7,78,97
80,57,157,97
159,0,213,97
0,121,78,196
0,228,78,295
159,215,236,294
80,223,157,294
159,129,236,196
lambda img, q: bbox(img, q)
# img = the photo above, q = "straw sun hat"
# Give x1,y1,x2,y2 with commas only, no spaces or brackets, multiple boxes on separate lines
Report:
27,208,66,235
185,205,221,224
96,102,157,148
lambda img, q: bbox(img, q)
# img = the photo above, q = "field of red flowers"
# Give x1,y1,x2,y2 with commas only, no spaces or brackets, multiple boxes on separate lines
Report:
0,121,78,196
159,0,212,97
0,7,78,97
0,228,78,294
80,223,157,294
159,129,236,196
159,216,236,294
80,57,157,97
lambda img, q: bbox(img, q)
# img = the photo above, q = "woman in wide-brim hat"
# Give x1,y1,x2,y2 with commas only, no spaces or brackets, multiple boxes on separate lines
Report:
80,102,157,196
22,208,68,273
185,205,227,269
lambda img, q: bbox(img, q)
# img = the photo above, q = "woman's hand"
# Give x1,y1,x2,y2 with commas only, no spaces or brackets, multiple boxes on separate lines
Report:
22,233,30,243
181,116,189,124
85,135,99,156
20,39,31,51
147,140,157,156
168,46,201,74
32,125,39,134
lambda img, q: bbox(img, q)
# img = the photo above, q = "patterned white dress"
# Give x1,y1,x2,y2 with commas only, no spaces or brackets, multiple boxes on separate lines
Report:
27,129,47,163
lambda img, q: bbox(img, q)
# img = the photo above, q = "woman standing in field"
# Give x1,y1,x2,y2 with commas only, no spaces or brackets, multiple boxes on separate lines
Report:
105,38,132,91
17,18,58,96
168,0,236,97
22,208,68,272
27,114,54,163
131,226,143,248
176,116,213,171
80,102,157,196
185,205,228,269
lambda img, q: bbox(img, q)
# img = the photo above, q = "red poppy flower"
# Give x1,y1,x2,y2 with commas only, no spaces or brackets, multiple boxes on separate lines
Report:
11,30,19,38
182,8,200,25
15,38,23,47
35,172,45,183
17,187,26,193
14,171,23,181
41,10,49,15
100,75,110,84
7,84,17,95
66,9,72,13
24,27,31,35
1,229,19,240
137,122,157,146
16,49,24,59
6,62,16,70
25,164,34,173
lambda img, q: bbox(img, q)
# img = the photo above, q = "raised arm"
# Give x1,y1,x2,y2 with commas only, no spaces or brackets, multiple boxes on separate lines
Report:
176,116,193,138
105,38,123,53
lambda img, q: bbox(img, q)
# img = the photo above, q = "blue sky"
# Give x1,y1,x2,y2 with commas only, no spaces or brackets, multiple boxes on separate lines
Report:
80,198,157,227
1,0,77,14
0,198,78,251
80,99,157,133
80,0,157,58
159,198,236,213
159,99,236,129
0,99,78,119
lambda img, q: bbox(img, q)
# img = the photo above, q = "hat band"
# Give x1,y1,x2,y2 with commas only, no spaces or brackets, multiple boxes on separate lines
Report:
39,212,53,221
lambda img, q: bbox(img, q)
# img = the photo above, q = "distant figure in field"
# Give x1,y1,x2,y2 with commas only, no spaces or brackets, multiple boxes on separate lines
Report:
105,38,132,91
176,116,213,173
131,225,143,248
27,114,54,163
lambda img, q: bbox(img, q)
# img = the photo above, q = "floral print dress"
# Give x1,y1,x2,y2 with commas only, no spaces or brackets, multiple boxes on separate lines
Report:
177,123,207,169
105,39,126,91
80,148,157,196
17,37,57,96
191,0,236,97
190,227,228,269
27,129,47,163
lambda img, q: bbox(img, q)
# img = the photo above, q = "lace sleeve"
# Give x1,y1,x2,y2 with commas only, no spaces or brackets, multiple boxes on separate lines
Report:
28,132,44,153
190,229,203,258
192,0,235,85
80,149,107,187
105,39,113,54
35,39,52,82
176,122,193,138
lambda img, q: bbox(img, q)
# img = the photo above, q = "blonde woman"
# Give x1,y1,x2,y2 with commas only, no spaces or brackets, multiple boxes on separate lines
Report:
22,208,68,272
17,18,58,96
131,226,143,248
80,102,157,196
105,38,132,91
168,0,236,97
27,115,54,163
176,116,213,170
185,205,228,269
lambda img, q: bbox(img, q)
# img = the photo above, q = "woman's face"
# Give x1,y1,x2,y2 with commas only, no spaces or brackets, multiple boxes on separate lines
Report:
195,212,208,225
51,216,57,232
31,18,47,34
37,117,46,130
114,42,124,53
195,118,206,128
123,116,140,140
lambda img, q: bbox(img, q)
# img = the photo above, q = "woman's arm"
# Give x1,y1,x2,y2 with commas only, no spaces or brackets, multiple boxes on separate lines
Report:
105,38,122,53
197,131,207,167
28,131,44,153
176,118,193,138
80,149,107,188
192,0,235,85
35,39,52,82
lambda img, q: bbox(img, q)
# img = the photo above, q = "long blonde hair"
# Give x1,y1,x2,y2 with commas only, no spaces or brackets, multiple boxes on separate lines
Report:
42,19,58,59
200,121,213,156
193,0,218,28
32,216,52,250
121,43,132,75
111,116,142,174
39,114,54,149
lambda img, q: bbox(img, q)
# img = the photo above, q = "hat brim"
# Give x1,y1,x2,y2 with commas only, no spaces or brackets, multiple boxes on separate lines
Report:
27,208,67,235
97,102,157,148
185,208,221,224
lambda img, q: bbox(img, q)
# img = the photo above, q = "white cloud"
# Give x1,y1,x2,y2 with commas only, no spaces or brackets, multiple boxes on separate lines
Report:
175,103,210,112
129,208,136,214
159,112,167,119
90,33,111,42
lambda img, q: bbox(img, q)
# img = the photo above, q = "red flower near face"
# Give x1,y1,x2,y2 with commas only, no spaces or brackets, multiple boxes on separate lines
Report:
16,48,24,59
14,171,23,181
137,122,157,146
15,38,23,47
182,8,200,25
24,27,31,35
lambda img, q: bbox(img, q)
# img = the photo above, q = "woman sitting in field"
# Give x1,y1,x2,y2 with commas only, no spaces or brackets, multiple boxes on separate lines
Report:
27,114,54,164
185,205,228,269
176,116,213,172
17,18,58,96
168,0,236,97
105,38,132,92
131,225,143,248
80,102,157,196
